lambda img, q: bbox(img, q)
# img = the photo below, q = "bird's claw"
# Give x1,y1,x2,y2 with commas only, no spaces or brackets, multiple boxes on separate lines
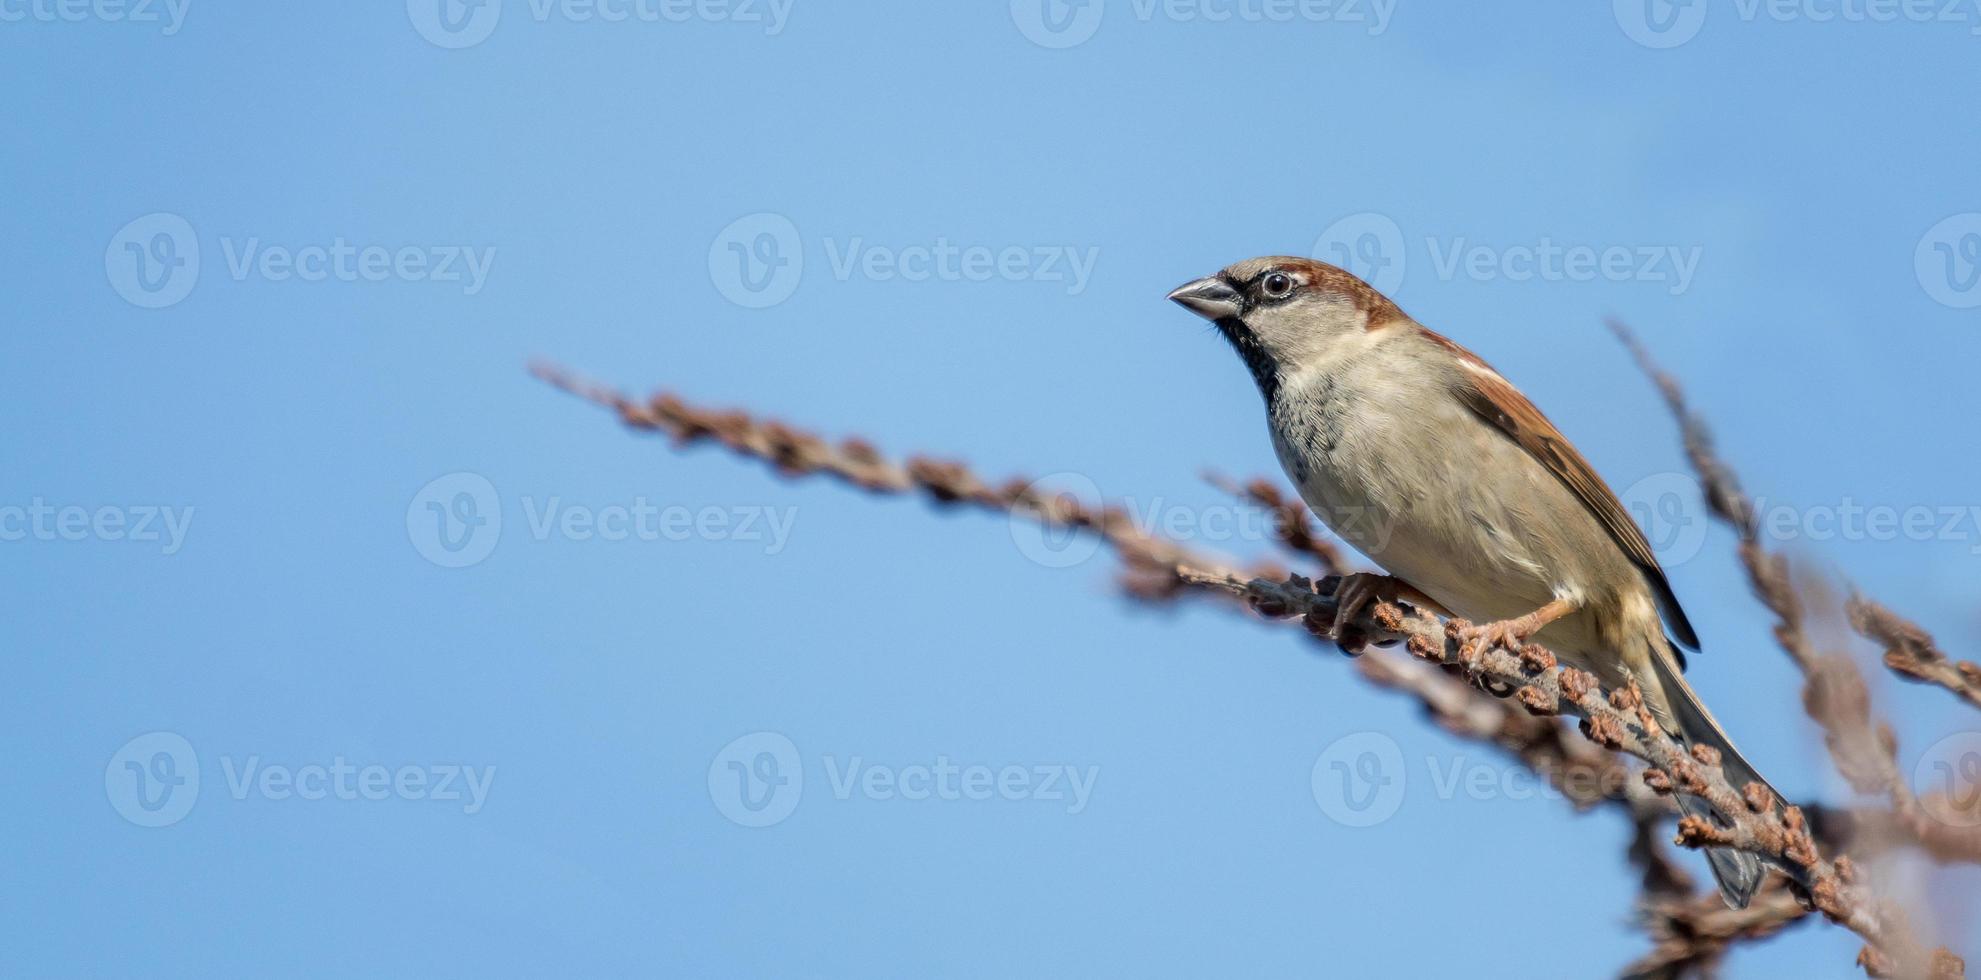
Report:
1456,620,1527,654
1329,573,1405,653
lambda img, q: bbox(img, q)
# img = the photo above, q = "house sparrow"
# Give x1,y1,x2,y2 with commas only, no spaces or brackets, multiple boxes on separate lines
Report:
1170,256,1776,908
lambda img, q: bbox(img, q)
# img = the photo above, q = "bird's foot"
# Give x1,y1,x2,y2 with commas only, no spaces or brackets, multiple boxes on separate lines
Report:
1456,619,1531,654
1327,573,1439,653
1454,597,1579,656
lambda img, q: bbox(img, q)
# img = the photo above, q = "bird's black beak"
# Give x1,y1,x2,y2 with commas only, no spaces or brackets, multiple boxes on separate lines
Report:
1167,275,1242,321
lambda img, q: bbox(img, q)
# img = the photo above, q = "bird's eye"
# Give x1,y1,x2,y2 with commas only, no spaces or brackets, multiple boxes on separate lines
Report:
1262,272,1295,298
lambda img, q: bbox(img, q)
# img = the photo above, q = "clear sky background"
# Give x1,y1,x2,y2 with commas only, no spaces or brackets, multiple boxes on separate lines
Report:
7,3,1981,976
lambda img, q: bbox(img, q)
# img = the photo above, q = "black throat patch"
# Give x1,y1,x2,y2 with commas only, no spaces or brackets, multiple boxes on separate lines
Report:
1214,316,1280,405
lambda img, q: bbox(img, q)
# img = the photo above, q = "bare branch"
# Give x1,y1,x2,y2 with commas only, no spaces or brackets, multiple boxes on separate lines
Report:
1607,323,1981,860
1848,596,1981,712
1621,881,1810,979
535,361,1965,978
1202,471,1351,577
1173,565,1943,975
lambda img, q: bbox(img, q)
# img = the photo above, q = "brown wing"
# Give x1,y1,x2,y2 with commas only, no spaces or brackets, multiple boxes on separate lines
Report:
1426,329,1701,652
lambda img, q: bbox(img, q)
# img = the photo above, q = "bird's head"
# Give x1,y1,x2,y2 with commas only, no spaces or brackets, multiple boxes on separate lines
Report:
1168,256,1407,397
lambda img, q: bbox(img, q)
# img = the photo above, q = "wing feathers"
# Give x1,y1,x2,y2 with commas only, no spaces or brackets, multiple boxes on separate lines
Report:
1426,329,1702,652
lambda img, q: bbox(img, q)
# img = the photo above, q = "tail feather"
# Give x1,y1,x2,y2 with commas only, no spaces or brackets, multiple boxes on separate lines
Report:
1647,642,1776,909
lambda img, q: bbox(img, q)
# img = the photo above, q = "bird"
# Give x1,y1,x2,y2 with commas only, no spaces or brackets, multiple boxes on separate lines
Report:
1169,255,1777,907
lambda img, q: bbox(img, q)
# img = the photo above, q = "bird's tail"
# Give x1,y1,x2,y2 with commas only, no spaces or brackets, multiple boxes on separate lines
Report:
1647,642,1776,909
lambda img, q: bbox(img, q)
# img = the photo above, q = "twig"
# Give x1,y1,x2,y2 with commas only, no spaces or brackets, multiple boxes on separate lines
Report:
1174,565,1943,975
1608,323,1981,974
1848,596,1981,712
534,361,1962,978
1621,880,1810,979
1202,471,1351,576
1608,324,1981,833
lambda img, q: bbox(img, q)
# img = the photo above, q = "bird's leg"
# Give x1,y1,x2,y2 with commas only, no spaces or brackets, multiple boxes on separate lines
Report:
1328,572,1447,639
1458,596,1579,652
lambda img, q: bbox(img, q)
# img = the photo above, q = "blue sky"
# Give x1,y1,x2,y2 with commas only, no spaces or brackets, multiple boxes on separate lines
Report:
6,2,1981,976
